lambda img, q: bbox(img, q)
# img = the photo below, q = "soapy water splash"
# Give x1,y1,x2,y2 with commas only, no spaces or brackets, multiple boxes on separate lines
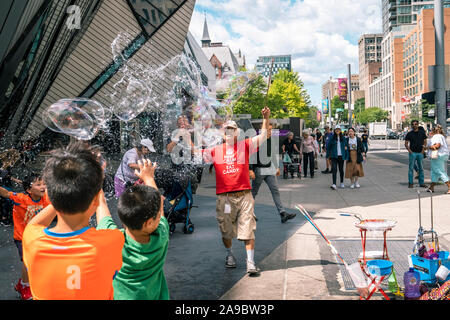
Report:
42,32,257,144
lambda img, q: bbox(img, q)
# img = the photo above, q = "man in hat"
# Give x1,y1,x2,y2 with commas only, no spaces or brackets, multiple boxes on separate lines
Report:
201,107,271,275
114,138,156,198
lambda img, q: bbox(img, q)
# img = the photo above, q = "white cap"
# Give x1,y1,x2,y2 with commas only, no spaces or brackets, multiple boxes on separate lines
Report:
223,120,238,129
335,125,341,130
140,139,156,153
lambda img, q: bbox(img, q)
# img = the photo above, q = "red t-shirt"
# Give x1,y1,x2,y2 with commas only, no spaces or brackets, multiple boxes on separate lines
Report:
205,138,256,195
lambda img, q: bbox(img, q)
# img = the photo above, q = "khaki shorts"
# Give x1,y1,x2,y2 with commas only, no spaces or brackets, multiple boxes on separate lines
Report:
216,190,256,241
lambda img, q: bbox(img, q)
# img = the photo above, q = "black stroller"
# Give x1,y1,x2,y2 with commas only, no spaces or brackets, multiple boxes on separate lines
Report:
163,175,195,235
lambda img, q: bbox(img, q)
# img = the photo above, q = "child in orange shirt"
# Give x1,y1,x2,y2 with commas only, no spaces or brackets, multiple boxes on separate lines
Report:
22,142,124,300
0,173,49,300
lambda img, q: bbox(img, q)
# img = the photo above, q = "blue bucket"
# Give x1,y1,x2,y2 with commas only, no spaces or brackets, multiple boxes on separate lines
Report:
366,259,393,276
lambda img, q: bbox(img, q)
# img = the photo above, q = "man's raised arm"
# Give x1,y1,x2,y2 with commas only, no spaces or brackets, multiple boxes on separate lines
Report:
251,107,271,149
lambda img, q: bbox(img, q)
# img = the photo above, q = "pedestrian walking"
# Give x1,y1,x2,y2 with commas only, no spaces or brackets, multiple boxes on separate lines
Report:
405,120,428,188
345,128,366,189
425,125,450,194
315,128,323,154
321,126,333,174
249,123,296,223
300,130,318,178
311,133,319,170
201,107,271,275
361,129,369,154
326,125,347,190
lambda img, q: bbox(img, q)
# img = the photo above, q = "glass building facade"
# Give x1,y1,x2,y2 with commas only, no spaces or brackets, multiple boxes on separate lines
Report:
256,55,292,77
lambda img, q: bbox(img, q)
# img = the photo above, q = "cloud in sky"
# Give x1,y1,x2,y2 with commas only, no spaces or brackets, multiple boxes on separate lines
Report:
189,0,382,107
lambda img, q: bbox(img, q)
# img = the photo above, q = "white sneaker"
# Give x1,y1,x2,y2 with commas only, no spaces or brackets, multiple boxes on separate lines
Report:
350,183,355,189
355,182,360,188
330,184,337,190
340,183,345,188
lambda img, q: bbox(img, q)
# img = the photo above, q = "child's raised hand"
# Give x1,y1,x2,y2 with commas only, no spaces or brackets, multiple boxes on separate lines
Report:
134,159,157,182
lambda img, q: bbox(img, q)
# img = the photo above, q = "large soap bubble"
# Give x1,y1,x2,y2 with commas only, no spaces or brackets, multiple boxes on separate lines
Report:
43,98,111,140
110,75,152,122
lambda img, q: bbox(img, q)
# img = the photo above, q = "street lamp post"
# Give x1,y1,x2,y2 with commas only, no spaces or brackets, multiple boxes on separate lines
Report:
328,76,332,128
348,64,353,127
434,0,447,131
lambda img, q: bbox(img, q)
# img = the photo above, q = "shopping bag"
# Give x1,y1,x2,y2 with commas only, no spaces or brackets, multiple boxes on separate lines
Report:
283,153,292,164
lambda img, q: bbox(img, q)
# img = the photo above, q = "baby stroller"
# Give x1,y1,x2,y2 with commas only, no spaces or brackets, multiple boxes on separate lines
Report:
282,153,302,179
163,178,195,235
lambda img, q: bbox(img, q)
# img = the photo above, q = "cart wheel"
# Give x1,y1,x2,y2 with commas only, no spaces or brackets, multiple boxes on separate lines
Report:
169,223,176,234
183,223,194,234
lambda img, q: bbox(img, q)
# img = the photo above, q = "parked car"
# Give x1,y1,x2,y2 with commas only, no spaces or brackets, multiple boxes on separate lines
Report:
387,129,399,139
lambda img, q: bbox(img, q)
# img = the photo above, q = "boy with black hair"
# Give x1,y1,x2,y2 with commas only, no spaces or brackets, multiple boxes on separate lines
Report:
97,159,170,300
22,141,124,300
0,172,49,300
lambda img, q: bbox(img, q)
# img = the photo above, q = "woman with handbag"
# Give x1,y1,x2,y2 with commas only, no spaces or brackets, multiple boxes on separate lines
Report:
344,127,366,189
426,125,450,194
300,130,318,178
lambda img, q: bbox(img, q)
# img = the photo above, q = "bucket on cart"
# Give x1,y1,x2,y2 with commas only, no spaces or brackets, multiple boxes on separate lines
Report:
411,251,450,284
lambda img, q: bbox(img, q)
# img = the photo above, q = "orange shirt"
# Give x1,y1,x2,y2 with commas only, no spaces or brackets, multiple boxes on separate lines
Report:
22,224,124,300
9,193,50,241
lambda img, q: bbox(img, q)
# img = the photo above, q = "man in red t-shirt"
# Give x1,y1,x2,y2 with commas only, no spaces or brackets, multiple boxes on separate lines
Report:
202,107,270,275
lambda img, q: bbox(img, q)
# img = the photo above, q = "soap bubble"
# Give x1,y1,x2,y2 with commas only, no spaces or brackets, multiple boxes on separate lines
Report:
43,98,111,140
111,75,152,122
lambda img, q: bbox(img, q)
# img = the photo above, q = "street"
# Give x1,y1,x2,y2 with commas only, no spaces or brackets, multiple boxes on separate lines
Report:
1,149,449,300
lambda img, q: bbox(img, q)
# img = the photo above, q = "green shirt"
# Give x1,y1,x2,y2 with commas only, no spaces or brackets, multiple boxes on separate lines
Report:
97,216,170,300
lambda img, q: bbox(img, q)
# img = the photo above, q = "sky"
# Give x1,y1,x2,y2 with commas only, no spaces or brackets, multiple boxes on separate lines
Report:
188,0,383,107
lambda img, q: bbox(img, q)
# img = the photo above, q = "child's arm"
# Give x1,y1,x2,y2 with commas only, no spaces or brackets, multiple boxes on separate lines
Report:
0,186,12,199
28,204,57,227
134,159,158,190
95,189,112,223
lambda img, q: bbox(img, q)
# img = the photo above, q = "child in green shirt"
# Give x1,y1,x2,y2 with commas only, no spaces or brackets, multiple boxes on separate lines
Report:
97,159,169,300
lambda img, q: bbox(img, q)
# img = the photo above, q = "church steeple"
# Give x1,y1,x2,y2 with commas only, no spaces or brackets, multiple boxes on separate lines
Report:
201,13,211,48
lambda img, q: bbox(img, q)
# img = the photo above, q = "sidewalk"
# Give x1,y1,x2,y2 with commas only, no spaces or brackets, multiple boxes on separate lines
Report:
205,152,450,300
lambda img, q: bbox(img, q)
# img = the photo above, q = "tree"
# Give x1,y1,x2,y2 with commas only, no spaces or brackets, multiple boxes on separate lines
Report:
232,75,267,118
330,96,348,123
355,107,389,125
305,106,320,129
420,99,435,123
233,70,312,120
354,98,365,114
267,79,309,119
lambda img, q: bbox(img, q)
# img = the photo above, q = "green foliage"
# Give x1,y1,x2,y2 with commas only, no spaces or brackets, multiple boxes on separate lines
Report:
305,106,320,129
232,70,312,120
355,107,389,125
327,96,348,122
232,75,267,118
354,98,365,114
420,100,435,123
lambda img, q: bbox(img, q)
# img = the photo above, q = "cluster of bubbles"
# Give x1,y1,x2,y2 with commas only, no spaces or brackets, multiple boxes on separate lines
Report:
41,32,257,145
